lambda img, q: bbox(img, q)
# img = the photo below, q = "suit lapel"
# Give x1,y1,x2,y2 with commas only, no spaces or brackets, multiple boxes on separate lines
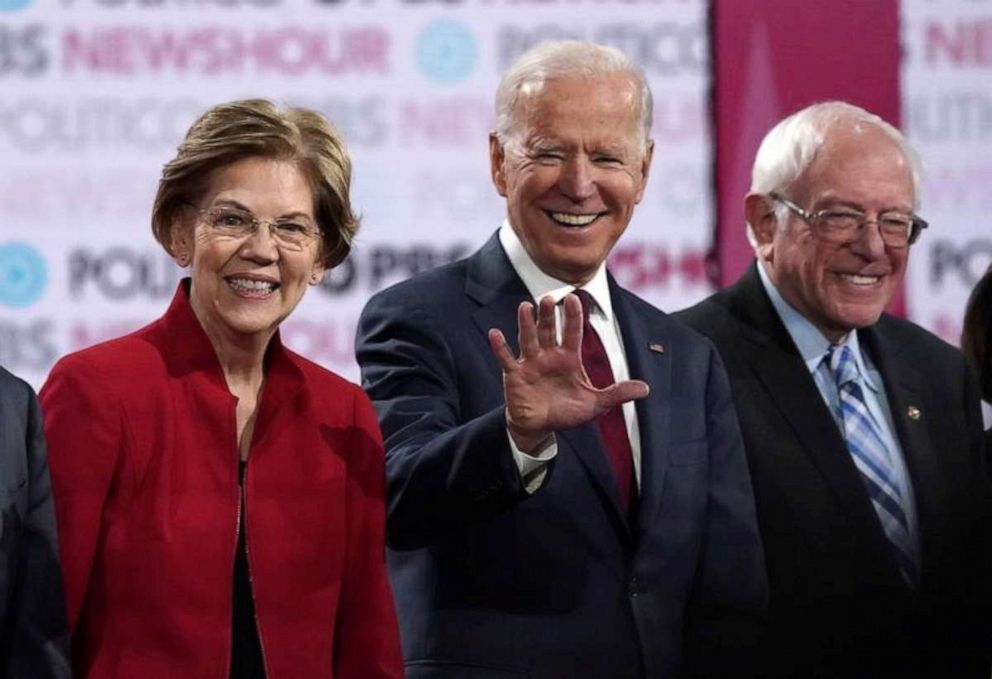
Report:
558,425,633,539
862,323,940,576
466,233,530,351
751,346,883,525
464,234,632,538
734,266,887,534
609,279,671,538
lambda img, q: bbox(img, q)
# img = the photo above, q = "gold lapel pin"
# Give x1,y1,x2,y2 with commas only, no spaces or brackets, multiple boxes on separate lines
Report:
648,342,665,354
907,405,921,420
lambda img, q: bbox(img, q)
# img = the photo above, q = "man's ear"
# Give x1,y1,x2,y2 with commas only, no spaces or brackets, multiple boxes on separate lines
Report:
633,139,654,204
745,192,777,262
489,133,508,198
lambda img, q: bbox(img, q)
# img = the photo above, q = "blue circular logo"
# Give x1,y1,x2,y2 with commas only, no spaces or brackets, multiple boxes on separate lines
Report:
0,243,47,308
416,19,477,84
0,0,32,12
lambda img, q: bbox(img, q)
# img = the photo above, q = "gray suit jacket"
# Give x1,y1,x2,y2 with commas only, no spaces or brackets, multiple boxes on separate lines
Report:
0,367,71,678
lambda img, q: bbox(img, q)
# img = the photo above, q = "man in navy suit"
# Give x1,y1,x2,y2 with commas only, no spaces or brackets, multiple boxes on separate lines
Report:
678,102,991,677
357,40,766,679
0,367,70,678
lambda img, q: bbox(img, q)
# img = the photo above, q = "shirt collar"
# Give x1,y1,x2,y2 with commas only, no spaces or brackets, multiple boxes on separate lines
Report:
757,261,879,393
499,219,614,322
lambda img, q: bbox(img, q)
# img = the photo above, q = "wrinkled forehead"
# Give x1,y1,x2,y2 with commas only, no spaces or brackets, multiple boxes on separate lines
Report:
508,75,643,142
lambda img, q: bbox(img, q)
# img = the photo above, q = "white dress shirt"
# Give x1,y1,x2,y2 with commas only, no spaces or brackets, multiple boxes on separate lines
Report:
499,221,642,493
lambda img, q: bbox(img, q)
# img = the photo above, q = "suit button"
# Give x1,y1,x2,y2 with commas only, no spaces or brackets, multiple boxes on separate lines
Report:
629,578,638,598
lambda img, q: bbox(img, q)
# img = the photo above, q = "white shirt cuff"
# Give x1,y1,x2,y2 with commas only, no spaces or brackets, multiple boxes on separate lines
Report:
507,430,557,494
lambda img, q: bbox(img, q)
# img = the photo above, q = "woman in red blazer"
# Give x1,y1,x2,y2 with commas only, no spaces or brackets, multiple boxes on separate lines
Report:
40,100,403,679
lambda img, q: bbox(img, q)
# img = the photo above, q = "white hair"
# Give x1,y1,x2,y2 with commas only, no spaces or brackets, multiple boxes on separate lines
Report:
747,101,923,246
492,40,653,151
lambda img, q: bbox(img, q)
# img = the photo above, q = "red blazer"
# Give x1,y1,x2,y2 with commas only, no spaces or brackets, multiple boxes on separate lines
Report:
40,282,403,679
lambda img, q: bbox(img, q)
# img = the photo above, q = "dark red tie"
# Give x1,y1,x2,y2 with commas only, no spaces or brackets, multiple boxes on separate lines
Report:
574,290,635,513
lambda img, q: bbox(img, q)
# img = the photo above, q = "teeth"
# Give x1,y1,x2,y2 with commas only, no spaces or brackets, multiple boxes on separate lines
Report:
550,212,598,226
229,277,276,292
840,274,880,285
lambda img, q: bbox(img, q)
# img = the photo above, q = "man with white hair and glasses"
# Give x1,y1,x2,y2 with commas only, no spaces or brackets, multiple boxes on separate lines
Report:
678,101,991,677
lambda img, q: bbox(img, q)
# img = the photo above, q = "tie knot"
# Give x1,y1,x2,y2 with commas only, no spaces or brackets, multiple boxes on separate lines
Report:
828,344,859,388
573,289,595,321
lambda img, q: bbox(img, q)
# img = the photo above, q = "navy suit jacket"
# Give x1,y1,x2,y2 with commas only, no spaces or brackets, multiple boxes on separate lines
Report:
0,367,70,679
677,263,992,678
356,234,767,679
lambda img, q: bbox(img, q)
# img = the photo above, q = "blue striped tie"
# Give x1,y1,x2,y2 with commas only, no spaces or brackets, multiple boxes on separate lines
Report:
829,344,918,586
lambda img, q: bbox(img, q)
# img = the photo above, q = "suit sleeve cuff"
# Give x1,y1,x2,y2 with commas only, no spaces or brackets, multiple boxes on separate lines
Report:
507,430,557,494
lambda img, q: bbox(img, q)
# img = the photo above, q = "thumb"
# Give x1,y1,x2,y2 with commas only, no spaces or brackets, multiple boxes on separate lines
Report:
597,379,650,409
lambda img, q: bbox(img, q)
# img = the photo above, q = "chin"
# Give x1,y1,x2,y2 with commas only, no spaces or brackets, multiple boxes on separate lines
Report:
220,314,282,338
832,309,885,332
555,255,607,282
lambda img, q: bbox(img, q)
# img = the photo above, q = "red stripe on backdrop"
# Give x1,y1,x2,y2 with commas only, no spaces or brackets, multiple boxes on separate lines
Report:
709,0,905,315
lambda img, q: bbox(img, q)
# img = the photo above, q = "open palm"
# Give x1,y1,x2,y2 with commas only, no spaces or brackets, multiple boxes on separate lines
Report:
489,294,649,452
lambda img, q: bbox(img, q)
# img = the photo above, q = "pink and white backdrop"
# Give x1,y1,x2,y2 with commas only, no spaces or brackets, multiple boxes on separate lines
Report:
0,0,988,389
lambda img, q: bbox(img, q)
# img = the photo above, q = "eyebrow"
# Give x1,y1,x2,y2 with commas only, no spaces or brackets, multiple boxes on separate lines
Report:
524,139,633,158
209,199,315,221
592,146,630,158
525,137,564,152
814,197,913,214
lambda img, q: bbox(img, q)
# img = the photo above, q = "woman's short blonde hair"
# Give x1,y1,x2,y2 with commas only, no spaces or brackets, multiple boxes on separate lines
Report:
152,99,358,268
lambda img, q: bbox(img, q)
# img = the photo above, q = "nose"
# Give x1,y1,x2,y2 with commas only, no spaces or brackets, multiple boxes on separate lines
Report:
239,221,279,262
849,218,888,258
558,156,596,201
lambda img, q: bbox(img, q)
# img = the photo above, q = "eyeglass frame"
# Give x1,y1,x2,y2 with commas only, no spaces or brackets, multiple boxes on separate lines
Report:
188,203,323,252
768,191,928,247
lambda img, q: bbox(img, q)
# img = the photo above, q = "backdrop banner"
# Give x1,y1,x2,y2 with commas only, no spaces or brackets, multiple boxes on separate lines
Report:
0,0,714,388
901,0,992,345
1,1,988,387
710,0,903,312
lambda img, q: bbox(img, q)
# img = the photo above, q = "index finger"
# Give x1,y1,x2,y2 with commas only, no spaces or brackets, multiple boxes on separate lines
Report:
488,328,519,373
